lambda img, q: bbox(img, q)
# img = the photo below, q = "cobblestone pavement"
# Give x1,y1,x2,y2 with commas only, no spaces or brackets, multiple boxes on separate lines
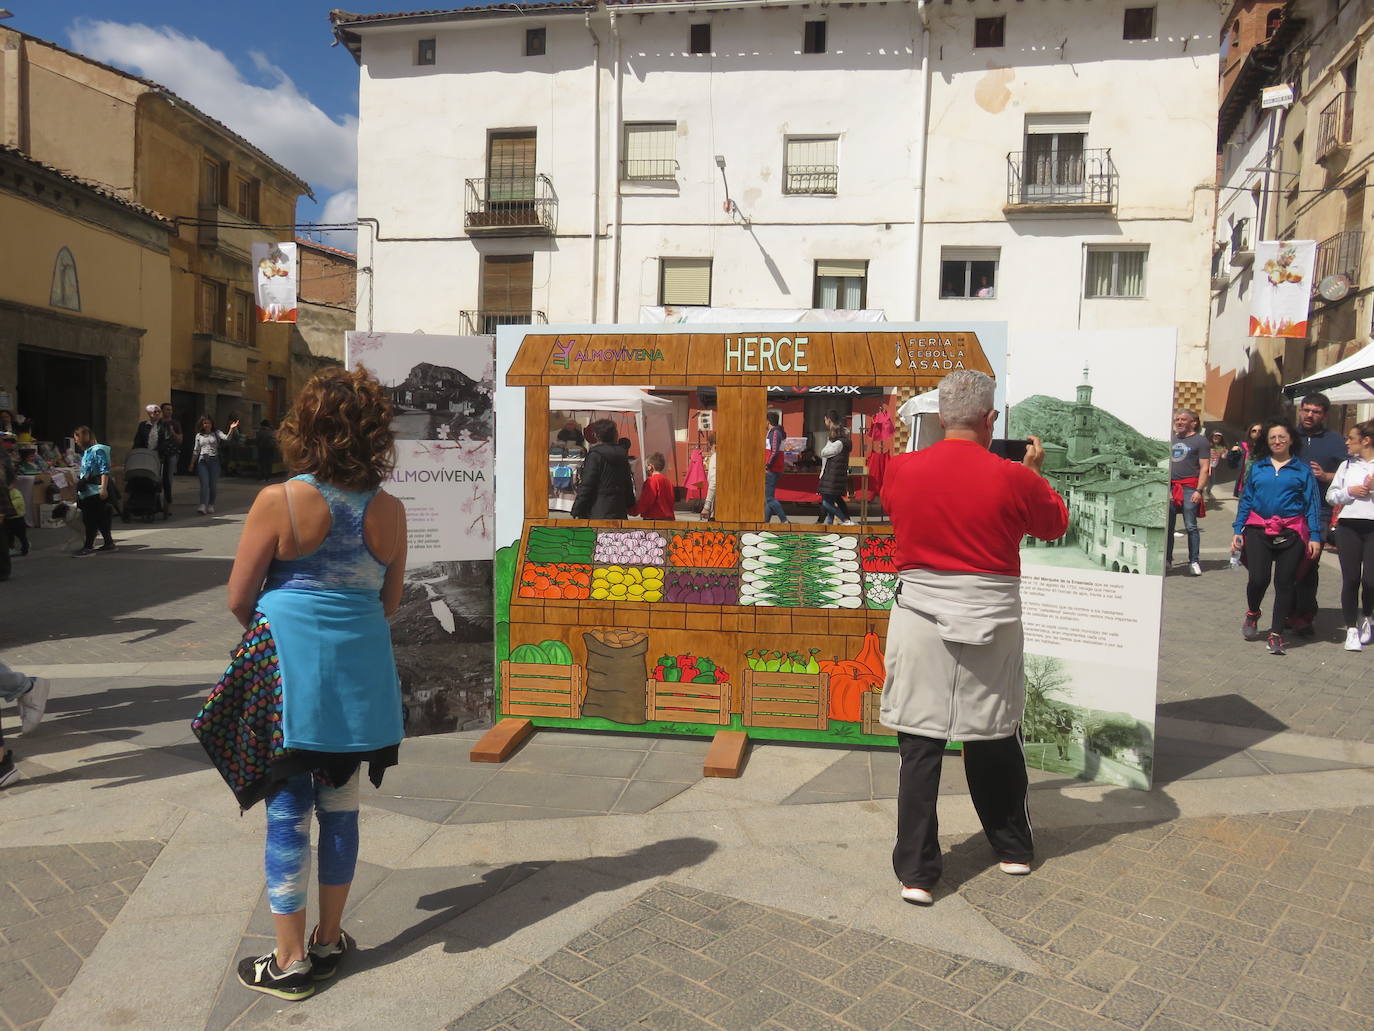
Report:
0,842,162,1031
1157,496,1374,744
447,808,1374,1031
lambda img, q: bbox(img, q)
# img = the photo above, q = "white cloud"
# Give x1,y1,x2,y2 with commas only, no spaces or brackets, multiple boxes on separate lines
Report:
67,19,357,197
316,188,358,252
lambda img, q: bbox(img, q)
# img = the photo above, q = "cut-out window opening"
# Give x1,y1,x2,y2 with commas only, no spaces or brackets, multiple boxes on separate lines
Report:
525,28,546,57
975,16,1005,49
417,38,436,65
804,20,827,54
689,23,711,54
1123,7,1156,41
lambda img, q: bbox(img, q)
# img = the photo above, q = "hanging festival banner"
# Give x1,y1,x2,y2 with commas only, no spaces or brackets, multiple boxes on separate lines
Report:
1249,239,1316,338
252,241,298,323
347,331,496,735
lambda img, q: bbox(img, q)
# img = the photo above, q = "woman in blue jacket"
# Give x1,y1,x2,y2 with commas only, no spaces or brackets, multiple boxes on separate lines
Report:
1231,420,1322,655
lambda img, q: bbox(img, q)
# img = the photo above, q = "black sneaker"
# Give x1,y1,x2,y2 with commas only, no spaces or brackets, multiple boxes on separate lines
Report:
1242,611,1261,641
73,547,94,557
236,952,315,1001
96,542,116,552
308,928,355,981
0,750,19,788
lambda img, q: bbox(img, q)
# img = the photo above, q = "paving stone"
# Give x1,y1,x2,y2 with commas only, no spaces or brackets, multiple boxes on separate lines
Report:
770,1002,855,1031
575,987,662,1031
1099,981,1167,1029
709,987,794,1031
507,1006,581,1031
970,984,1046,1030
640,941,726,983
838,984,919,1031
642,970,731,1017
448,989,533,1031
539,950,602,985
509,969,599,1019
579,955,660,1001
639,1004,718,1031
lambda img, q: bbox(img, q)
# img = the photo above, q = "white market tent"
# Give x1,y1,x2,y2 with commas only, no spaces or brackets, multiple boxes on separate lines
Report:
548,385,679,484
1283,341,1374,404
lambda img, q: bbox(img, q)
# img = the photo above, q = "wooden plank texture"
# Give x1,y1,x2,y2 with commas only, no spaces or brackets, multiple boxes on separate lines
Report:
470,718,534,763
715,386,766,524
703,730,748,778
524,387,550,518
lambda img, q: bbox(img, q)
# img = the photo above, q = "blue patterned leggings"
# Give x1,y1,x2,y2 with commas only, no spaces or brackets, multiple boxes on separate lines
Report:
264,771,360,915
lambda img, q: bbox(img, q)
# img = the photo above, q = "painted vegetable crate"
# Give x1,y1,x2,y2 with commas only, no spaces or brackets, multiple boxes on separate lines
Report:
501,639,585,718
645,680,731,725
861,689,895,737
742,668,830,731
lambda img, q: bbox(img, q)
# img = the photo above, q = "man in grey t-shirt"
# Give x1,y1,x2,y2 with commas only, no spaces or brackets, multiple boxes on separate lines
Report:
1167,409,1211,576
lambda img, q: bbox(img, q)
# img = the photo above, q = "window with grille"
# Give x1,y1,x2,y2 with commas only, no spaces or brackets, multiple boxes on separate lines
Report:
1084,247,1147,298
525,28,546,56
623,123,677,181
975,16,1005,48
939,248,1000,299
660,258,712,306
1123,7,1155,40
804,20,827,54
417,38,436,65
198,279,227,335
784,136,839,195
813,260,867,309
689,23,711,54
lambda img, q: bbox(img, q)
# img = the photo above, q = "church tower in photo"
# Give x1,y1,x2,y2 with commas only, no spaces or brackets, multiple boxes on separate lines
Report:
1068,364,1095,463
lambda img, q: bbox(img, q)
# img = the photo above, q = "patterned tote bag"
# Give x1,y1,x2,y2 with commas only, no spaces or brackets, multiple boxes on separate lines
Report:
191,614,286,809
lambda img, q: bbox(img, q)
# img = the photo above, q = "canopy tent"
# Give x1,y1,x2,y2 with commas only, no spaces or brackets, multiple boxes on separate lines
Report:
548,385,679,488
1282,341,1374,404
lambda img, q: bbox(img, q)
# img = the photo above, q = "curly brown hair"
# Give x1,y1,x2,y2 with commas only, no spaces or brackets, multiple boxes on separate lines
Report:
277,365,395,491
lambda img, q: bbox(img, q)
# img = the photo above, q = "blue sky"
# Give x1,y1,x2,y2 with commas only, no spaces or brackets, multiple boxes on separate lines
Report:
6,1,416,249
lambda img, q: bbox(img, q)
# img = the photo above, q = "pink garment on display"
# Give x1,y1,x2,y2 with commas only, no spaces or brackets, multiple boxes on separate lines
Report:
869,410,895,443
684,448,708,500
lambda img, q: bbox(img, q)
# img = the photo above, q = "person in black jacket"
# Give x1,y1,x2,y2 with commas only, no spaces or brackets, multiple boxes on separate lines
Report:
571,419,634,519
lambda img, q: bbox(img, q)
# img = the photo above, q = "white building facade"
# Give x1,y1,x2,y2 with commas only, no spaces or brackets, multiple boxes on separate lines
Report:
336,0,1217,393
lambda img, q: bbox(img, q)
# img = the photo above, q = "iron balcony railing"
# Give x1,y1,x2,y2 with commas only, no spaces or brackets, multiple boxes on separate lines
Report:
1316,91,1355,162
464,175,556,234
459,310,548,335
1313,229,1363,293
621,157,679,181
1006,147,1117,208
783,164,839,195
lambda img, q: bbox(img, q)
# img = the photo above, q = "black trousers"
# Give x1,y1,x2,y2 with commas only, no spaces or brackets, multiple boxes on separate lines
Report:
893,730,1033,889
1293,523,1327,620
6,516,28,555
160,457,174,503
1335,519,1374,625
0,517,9,581
78,494,113,549
1243,527,1304,634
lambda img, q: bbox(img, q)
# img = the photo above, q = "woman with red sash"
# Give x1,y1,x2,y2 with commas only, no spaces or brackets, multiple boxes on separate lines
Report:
1232,420,1323,655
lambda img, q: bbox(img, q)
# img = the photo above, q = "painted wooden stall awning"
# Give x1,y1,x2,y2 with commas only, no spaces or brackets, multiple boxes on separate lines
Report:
505,330,995,388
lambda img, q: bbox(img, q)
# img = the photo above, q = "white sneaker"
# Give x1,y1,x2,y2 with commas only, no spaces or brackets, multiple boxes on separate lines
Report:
1345,627,1363,652
998,861,1032,876
1189,562,1203,577
19,677,49,735
900,885,934,905
207,505,215,514
841,521,857,527
196,504,206,514
1360,617,1372,646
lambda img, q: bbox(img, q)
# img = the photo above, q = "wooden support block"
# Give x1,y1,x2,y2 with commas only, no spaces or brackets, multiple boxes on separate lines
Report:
703,730,749,778
470,718,534,763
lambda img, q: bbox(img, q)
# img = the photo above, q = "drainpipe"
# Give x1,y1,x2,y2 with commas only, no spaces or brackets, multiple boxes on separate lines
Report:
912,0,933,319
585,11,602,322
610,9,623,322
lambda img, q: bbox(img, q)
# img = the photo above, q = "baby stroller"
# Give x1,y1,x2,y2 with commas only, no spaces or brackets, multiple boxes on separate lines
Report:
121,448,167,522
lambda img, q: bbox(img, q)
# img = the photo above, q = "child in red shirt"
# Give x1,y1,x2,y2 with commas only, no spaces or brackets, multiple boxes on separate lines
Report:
633,452,676,520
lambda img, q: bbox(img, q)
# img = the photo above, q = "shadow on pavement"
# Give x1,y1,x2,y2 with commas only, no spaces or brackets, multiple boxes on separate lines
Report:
1153,693,1287,786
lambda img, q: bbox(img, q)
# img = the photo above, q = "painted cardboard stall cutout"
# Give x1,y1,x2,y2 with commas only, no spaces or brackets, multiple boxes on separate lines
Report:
347,332,496,735
495,323,1006,749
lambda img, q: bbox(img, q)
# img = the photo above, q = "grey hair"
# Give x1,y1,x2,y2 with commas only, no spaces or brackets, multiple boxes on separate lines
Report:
938,370,996,429
1174,408,1198,422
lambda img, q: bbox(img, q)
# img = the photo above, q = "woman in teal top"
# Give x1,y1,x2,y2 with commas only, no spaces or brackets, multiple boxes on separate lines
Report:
73,425,114,555
223,367,407,1001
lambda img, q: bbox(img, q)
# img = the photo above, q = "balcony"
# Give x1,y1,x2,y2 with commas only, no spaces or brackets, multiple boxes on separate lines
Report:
1312,229,1363,296
192,333,249,388
1316,91,1355,163
459,310,548,336
1005,148,1117,214
196,204,262,259
464,175,556,236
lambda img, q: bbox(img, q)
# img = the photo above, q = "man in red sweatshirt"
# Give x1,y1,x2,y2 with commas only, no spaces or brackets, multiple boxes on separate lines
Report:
879,369,1068,905
632,452,676,520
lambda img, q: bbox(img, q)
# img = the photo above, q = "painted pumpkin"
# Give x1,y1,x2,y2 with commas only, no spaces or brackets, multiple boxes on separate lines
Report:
821,657,881,722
